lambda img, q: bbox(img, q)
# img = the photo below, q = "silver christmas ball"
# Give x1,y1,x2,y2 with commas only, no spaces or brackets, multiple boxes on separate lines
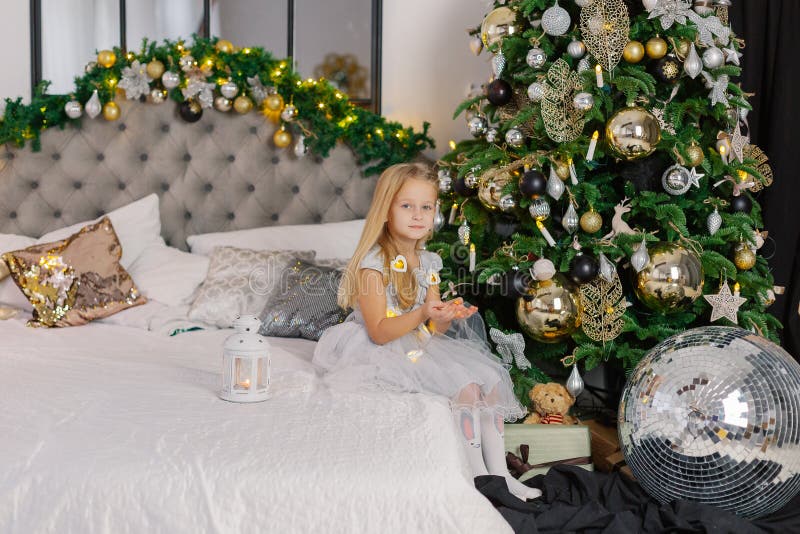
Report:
577,58,592,73
642,0,659,11
485,128,499,143
662,164,693,195
499,194,517,212
161,71,180,89
280,104,298,122
150,88,167,104
214,96,232,112
702,46,725,70
220,80,239,99
526,48,547,69
574,0,592,7
573,92,594,111
620,326,800,519
505,128,525,147
64,100,82,119
528,197,551,220
542,2,571,36
527,82,545,102
438,170,453,193
567,39,587,59
468,115,489,138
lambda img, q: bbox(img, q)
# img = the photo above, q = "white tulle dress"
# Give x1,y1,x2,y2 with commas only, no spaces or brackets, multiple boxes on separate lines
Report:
312,246,527,421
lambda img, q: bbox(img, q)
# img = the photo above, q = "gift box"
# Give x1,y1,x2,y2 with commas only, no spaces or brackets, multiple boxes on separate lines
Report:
583,419,621,472
504,423,593,482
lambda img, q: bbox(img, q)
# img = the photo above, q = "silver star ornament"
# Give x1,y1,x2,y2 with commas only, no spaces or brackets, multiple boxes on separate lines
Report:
704,279,747,323
724,47,742,66
489,327,531,370
730,122,748,163
689,167,705,188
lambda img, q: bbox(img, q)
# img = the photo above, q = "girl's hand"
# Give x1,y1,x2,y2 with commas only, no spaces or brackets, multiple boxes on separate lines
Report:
442,298,479,320
427,300,458,323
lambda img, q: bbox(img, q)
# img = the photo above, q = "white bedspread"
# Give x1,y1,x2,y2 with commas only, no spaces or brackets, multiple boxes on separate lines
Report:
0,318,511,534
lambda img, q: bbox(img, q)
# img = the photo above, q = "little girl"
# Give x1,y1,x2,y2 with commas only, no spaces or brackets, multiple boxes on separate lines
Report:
313,162,541,501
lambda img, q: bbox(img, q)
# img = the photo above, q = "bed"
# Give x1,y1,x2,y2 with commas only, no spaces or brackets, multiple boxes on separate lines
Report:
0,100,513,533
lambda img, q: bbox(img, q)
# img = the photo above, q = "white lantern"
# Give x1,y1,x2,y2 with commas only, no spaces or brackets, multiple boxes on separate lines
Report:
219,315,271,402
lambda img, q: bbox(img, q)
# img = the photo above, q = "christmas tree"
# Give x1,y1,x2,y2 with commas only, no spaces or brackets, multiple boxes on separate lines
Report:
432,0,780,403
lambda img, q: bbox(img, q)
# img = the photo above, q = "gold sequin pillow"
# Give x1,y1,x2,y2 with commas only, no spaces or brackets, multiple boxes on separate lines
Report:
1,217,146,327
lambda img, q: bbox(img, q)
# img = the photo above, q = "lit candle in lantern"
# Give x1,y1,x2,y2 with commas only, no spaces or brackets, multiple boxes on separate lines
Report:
595,64,604,88
586,130,599,161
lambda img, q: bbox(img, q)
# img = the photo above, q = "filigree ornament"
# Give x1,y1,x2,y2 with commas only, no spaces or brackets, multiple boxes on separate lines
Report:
579,270,627,343
704,279,746,323
579,0,630,73
541,60,585,143
742,144,773,192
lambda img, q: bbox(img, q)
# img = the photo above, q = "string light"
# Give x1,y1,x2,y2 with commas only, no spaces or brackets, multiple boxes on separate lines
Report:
449,140,457,150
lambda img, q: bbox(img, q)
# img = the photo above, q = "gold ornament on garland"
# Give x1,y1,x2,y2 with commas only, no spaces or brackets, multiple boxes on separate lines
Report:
262,93,285,123
579,269,627,343
102,101,120,121
145,59,165,80
97,50,117,68
215,39,235,54
541,60,584,143
632,241,705,313
579,0,630,73
515,274,582,343
313,53,368,99
233,95,253,114
273,126,292,148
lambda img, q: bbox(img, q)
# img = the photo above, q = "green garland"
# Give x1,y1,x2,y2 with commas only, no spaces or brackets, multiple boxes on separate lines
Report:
434,0,781,382
0,36,434,175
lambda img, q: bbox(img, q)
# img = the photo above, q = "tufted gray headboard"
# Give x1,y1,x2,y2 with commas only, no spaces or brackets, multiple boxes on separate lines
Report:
0,99,377,249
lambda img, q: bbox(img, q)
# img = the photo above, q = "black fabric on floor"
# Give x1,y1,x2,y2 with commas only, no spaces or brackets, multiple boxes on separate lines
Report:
475,466,800,533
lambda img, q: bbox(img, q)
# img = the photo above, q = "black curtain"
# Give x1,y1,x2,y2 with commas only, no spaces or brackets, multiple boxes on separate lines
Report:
731,1,800,358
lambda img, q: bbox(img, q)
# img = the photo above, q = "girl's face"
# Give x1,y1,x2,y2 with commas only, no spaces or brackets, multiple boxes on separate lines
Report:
387,178,437,244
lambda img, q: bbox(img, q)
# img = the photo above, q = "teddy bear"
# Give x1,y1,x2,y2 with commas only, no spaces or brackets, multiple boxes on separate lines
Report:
523,382,578,424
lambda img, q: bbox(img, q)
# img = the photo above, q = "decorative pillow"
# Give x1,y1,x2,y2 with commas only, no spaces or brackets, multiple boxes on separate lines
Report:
258,258,348,341
188,246,315,328
1,217,146,327
1,234,36,311
37,193,163,269
187,219,365,260
127,243,210,307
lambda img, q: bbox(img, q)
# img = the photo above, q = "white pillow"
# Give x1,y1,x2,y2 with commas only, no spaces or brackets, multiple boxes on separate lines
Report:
0,234,36,311
37,193,163,268
127,243,210,307
187,219,365,260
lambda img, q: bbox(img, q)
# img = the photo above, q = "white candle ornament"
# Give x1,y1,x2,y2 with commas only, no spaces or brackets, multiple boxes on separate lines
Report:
586,130,599,161
469,243,476,272
595,64,604,88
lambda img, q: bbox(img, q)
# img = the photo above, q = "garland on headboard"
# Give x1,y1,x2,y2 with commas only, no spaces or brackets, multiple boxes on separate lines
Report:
0,36,434,175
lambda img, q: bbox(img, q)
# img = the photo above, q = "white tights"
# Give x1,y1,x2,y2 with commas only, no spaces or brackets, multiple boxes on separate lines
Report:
452,384,542,501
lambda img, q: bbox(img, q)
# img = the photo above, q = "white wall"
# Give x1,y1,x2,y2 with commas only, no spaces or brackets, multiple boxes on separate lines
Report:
0,0,489,157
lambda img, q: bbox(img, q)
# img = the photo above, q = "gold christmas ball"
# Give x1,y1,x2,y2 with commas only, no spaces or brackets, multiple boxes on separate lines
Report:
675,39,691,58
580,209,603,233
481,7,518,48
632,242,705,313
623,41,645,63
273,128,293,148
215,39,235,54
146,59,165,80
605,106,662,160
97,49,117,68
554,161,570,181
233,95,253,114
478,171,512,212
102,101,120,121
645,36,668,59
264,93,284,112
734,243,757,270
515,274,582,344
686,142,705,167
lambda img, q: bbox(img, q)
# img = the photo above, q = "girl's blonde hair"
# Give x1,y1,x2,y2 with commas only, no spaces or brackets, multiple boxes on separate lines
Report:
338,162,438,310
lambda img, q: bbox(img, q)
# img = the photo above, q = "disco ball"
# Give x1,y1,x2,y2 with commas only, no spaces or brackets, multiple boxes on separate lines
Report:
619,327,800,518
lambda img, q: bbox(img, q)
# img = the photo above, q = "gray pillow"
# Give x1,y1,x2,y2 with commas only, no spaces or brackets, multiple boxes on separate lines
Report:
188,246,315,328
258,258,348,341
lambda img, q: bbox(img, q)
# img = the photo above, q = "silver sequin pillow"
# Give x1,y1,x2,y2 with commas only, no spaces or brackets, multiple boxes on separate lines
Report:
258,258,347,341
188,246,315,328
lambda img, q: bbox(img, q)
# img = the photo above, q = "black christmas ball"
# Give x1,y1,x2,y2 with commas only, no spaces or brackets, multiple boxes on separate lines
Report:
651,55,682,84
621,0,645,17
731,194,753,214
569,253,599,284
487,79,513,106
614,152,672,192
179,99,203,122
519,169,547,198
493,216,520,239
503,268,532,299
453,176,478,197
